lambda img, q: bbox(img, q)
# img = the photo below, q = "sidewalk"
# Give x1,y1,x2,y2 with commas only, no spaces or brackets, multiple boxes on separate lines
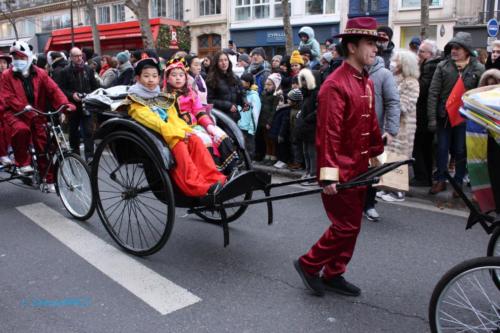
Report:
253,163,472,210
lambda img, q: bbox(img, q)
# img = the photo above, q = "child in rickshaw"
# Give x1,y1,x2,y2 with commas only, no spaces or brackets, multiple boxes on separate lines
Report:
126,58,226,197
163,57,238,174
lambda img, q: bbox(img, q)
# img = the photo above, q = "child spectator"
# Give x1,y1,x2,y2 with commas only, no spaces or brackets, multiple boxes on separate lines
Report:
290,50,304,77
298,26,321,67
267,73,290,169
238,73,261,159
285,88,304,171
256,73,281,164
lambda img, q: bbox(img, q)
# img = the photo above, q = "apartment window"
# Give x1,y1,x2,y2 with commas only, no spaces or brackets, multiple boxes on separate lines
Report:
360,0,378,13
400,0,441,9
98,6,111,24
151,0,183,19
199,0,221,16
274,1,291,17
235,0,270,21
112,4,125,22
305,0,335,15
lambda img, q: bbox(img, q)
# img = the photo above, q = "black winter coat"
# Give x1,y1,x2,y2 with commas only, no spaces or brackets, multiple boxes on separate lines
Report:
207,72,243,122
57,63,100,105
259,91,279,127
294,88,318,143
416,57,441,130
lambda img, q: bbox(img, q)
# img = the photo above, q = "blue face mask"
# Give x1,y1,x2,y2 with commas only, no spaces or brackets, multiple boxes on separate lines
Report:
12,59,28,72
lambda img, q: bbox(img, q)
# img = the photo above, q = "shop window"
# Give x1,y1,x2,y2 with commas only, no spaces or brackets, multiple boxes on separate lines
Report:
306,0,335,15
400,25,437,48
198,34,222,58
199,0,221,16
400,0,441,9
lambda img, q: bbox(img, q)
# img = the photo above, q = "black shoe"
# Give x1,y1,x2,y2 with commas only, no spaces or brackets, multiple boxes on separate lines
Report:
293,260,325,297
322,276,361,297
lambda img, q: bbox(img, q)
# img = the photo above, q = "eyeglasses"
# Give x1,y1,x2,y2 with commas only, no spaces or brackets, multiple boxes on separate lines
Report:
71,54,83,58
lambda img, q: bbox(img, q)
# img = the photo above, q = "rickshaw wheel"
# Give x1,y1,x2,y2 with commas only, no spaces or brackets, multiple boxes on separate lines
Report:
92,131,175,256
193,148,253,224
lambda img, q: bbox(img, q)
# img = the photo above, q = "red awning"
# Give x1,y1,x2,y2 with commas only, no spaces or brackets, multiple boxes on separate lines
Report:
45,18,182,52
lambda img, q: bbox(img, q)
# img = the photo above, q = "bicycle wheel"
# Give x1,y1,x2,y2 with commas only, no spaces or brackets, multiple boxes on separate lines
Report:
92,131,175,256
487,226,500,289
55,153,95,221
194,148,252,224
429,256,500,333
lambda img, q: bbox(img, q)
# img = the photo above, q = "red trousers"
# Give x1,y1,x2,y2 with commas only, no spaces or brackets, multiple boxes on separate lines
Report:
299,188,367,280
4,112,53,182
170,135,226,197
0,113,11,156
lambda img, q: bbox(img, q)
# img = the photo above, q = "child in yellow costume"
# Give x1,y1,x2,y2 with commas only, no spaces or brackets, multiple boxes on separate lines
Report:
126,58,226,197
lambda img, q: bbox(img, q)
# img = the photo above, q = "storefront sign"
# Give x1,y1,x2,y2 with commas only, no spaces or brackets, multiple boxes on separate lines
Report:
266,31,286,43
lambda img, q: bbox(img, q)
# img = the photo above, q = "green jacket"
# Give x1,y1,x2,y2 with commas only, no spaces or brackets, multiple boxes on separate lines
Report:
427,57,484,131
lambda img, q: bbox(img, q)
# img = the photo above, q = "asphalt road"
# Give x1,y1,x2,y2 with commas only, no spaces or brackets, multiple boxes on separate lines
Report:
0,176,490,333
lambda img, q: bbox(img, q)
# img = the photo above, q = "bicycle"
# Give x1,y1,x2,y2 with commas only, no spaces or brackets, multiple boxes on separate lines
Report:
0,105,95,220
428,172,500,333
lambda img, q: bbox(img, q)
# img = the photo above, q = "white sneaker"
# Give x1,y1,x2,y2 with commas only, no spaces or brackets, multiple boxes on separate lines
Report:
41,183,56,193
381,192,405,202
376,190,386,199
364,208,380,221
0,156,13,166
273,161,287,169
18,165,34,175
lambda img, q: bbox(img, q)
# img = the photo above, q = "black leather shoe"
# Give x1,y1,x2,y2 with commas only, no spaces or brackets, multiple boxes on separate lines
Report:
293,260,324,297
323,276,361,297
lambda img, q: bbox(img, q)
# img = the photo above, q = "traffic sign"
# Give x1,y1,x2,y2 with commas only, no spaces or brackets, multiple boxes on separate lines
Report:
487,18,499,37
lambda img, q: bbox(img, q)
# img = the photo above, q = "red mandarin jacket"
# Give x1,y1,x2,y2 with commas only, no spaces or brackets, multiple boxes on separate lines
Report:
316,61,384,183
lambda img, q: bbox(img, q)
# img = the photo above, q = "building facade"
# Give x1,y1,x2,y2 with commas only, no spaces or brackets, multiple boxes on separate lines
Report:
390,0,483,50
348,0,390,25
455,0,500,50
183,0,229,57
229,0,341,57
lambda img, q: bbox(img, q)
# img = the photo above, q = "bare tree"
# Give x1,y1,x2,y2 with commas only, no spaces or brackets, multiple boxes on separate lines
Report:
282,0,293,54
125,0,155,49
421,0,429,40
0,0,19,40
84,0,101,54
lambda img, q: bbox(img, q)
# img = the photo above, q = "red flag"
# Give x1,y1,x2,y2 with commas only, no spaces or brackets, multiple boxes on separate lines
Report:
446,76,466,127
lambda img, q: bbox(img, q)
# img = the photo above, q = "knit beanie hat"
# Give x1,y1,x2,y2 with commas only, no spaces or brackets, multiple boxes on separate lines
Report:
267,73,282,90
321,52,334,63
250,47,266,60
376,26,393,41
290,50,304,65
272,55,283,63
238,53,251,65
116,50,131,64
287,88,303,102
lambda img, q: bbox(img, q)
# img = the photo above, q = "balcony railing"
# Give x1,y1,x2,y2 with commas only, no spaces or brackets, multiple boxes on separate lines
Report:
479,11,500,24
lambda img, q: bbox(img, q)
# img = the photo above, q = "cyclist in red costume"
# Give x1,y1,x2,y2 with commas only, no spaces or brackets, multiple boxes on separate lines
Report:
0,41,75,192
0,53,12,166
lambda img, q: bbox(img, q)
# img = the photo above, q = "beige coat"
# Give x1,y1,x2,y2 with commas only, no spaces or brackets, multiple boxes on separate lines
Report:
387,75,419,158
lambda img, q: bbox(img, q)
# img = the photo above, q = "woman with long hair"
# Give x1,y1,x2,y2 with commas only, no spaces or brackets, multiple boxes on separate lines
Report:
206,51,243,123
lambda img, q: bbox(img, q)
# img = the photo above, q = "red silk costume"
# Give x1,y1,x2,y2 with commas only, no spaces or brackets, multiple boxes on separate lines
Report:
0,67,69,182
299,62,384,279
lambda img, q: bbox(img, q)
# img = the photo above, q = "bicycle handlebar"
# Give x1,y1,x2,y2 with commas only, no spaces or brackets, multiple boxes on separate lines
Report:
14,104,71,117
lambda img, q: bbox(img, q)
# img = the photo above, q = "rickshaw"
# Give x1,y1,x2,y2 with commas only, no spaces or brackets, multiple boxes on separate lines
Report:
83,86,411,257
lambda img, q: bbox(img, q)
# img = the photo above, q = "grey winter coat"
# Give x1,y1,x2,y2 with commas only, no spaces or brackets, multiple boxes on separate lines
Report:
298,26,321,62
100,68,119,88
367,56,400,137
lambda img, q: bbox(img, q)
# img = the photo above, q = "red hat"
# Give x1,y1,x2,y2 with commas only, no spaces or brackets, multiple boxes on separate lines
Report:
0,53,11,64
334,17,388,41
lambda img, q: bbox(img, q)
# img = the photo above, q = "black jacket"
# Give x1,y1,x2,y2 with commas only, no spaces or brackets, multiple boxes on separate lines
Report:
207,72,243,122
51,58,68,84
57,62,100,104
416,57,441,130
294,88,318,143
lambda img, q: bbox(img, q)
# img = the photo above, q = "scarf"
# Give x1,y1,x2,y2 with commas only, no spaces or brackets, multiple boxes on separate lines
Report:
128,82,161,99
72,62,85,73
118,61,133,74
455,57,470,72
99,63,110,77
194,74,205,93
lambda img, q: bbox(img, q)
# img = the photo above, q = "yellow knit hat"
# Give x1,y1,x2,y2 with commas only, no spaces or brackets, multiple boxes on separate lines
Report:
290,50,304,65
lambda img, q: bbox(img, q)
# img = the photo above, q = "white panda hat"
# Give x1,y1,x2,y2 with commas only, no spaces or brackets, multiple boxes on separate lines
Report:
10,40,34,75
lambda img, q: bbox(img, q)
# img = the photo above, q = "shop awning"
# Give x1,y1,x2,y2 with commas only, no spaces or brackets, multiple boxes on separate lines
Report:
45,18,181,52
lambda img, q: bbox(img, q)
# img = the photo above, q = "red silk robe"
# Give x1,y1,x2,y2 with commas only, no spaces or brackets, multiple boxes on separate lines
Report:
300,61,384,280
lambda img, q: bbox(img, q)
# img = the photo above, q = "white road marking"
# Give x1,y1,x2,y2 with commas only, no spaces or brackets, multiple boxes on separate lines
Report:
17,203,201,315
